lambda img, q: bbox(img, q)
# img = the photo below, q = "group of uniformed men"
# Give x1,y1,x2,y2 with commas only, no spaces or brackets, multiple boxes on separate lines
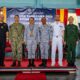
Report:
0,13,79,67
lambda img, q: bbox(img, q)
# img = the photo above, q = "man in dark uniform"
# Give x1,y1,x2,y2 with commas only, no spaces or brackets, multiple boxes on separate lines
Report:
64,16,79,66
0,14,9,66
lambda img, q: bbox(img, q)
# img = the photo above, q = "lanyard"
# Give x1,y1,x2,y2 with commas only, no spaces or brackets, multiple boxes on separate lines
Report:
29,24,34,32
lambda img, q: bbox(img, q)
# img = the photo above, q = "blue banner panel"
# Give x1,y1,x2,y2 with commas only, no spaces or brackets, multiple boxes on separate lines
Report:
7,8,56,26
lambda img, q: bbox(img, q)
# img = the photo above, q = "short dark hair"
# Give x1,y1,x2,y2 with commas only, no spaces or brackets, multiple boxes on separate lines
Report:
41,17,46,20
14,15,19,18
29,17,34,20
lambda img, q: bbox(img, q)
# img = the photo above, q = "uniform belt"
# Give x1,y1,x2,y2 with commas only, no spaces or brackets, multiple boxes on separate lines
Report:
55,36,59,38
53,36,62,38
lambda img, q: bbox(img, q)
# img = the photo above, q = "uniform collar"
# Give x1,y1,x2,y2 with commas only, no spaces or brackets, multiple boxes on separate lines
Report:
42,24,48,27
68,24,74,26
29,24,35,27
55,21,60,24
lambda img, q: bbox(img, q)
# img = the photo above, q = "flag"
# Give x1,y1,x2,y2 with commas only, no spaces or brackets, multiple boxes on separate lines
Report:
56,9,68,25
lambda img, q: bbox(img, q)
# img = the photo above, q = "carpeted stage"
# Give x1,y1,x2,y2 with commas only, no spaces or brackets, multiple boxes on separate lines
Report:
3,42,77,73
0,58,76,73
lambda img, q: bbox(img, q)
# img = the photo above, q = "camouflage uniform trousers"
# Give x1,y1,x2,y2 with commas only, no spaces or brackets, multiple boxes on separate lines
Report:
11,40,22,61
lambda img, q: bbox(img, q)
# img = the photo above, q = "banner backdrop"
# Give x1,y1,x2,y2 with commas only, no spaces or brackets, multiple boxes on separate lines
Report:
7,8,56,27
6,8,56,57
6,8,80,57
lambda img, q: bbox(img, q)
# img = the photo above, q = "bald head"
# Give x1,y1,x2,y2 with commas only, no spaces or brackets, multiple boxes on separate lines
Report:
68,16,74,24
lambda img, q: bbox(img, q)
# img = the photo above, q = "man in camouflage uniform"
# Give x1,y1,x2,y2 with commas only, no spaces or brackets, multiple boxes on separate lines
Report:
64,16,79,66
9,15,25,67
39,17,52,67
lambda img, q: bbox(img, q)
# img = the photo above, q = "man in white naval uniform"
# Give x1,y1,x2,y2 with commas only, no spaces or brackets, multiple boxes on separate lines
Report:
51,15,65,66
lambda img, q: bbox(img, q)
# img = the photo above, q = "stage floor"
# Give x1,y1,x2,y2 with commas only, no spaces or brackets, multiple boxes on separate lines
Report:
0,67,76,73
0,59,79,80
0,58,77,73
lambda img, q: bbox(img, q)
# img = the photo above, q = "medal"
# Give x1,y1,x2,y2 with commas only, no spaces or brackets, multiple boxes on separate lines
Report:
29,25,34,37
30,30,33,37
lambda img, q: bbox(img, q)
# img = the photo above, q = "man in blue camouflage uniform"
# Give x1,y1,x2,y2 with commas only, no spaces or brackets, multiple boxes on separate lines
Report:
24,17,39,67
39,17,52,67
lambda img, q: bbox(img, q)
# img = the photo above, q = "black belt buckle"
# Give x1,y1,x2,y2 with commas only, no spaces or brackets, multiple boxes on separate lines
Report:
56,36,58,38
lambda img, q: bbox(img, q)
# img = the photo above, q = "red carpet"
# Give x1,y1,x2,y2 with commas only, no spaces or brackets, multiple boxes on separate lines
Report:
5,42,68,68
15,73,46,80
4,58,68,68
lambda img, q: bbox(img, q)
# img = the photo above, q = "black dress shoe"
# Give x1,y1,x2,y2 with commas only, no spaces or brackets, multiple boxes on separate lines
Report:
27,64,32,67
31,59,35,67
68,63,75,67
39,63,44,67
71,63,75,67
18,61,21,67
39,62,46,67
0,64,5,67
32,63,35,67
11,61,16,67
39,59,47,67
27,59,32,67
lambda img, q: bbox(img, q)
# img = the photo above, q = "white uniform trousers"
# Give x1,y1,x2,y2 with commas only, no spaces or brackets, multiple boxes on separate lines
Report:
51,36,63,66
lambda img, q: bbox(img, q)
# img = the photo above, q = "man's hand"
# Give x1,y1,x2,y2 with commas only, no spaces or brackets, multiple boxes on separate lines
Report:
22,41,26,45
6,38,9,42
63,38,66,45
62,39,64,44
49,40,52,45
37,42,40,46
22,41,25,44
76,41,78,45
